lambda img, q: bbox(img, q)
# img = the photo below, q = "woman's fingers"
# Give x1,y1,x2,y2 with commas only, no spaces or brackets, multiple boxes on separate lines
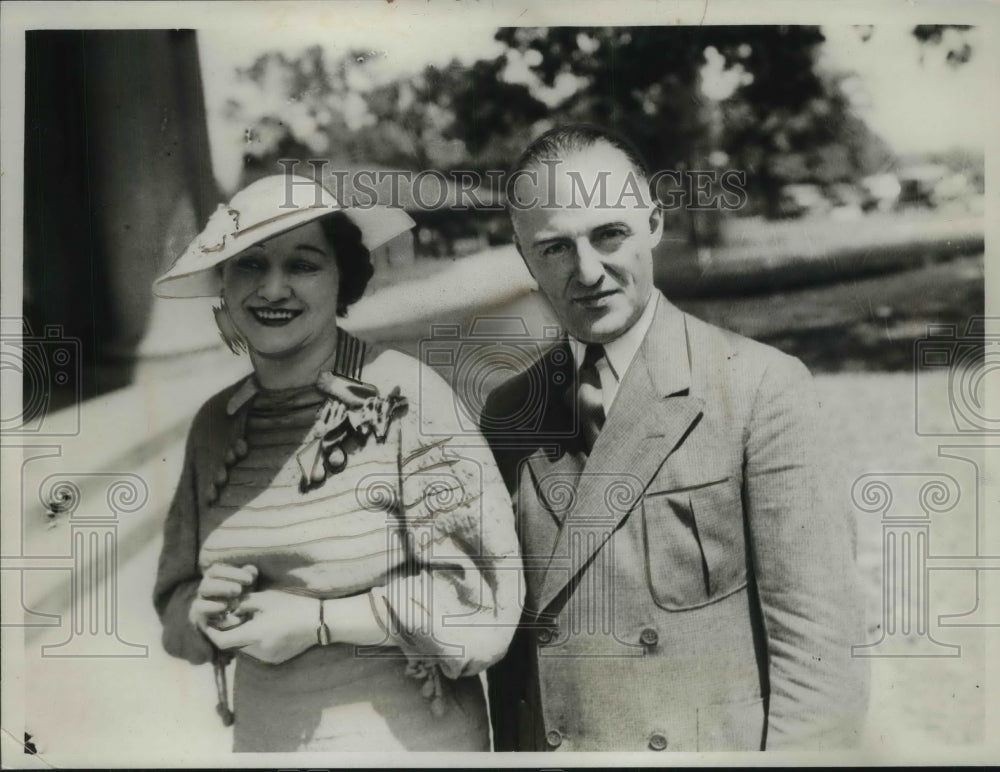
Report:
188,596,228,631
198,563,259,600
232,590,274,615
197,577,246,599
204,562,258,586
202,619,258,651
192,597,228,616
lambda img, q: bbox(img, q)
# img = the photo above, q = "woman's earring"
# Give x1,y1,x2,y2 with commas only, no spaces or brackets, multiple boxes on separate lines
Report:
213,299,248,355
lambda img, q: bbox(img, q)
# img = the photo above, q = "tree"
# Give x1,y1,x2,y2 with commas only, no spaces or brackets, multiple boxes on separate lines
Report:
225,46,360,168
448,56,549,170
493,26,889,217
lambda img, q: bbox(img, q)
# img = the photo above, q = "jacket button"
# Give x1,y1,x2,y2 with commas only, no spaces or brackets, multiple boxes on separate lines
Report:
648,732,668,751
546,729,563,748
537,626,557,645
640,627,659,647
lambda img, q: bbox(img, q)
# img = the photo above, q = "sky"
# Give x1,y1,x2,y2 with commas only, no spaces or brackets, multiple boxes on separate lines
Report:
197,24,991,191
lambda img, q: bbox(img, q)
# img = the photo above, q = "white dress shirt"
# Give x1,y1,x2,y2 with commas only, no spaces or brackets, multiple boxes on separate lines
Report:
568,292,660,416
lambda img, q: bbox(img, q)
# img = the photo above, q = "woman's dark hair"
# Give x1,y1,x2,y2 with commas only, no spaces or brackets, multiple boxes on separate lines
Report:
316,211,373,317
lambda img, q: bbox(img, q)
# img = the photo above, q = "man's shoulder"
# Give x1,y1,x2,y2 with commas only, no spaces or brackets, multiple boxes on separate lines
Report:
680,307,810,386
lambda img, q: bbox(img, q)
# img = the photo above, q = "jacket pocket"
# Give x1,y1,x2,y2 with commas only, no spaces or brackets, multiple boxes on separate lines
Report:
641,479,747,610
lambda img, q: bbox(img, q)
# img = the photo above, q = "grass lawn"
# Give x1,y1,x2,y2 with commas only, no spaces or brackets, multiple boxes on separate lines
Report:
675,254,985,372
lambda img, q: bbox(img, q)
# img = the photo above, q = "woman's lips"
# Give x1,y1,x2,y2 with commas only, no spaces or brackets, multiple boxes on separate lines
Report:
249,307,302,326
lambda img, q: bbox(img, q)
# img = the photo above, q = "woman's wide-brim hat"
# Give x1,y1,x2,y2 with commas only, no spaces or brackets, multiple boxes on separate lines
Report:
153,175,416,298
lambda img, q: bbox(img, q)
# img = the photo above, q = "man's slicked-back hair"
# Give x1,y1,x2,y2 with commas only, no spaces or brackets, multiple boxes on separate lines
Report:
511,123,651,181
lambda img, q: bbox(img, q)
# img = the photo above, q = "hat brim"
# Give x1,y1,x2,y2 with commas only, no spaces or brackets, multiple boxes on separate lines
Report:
154,198,415,299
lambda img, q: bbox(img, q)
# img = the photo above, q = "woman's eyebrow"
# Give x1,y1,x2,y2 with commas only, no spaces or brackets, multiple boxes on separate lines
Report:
292,244,327,256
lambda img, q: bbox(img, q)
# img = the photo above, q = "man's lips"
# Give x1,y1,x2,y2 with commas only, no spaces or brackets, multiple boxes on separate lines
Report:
248,307,303,326
573,288,619,306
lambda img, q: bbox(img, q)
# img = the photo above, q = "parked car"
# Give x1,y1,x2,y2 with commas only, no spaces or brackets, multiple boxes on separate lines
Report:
824,182,865,220
859,173,901,212
897,163,950,207
825,182,865,208
775,183,831,218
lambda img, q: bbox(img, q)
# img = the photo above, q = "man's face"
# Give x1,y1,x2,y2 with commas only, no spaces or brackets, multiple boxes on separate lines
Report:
510,143,663,344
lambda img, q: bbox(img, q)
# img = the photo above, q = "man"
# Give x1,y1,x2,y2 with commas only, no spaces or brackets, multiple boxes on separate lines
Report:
481,125,868,752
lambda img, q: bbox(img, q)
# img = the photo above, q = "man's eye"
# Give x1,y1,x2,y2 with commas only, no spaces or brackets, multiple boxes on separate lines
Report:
541,242,570,258
596,227,629,244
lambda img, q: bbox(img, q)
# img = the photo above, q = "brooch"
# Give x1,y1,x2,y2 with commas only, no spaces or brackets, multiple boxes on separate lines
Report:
297,372,408,490
197,204,240,253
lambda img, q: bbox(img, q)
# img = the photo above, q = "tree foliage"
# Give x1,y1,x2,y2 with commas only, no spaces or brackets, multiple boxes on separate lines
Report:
222,24,970,214
495,26,894,215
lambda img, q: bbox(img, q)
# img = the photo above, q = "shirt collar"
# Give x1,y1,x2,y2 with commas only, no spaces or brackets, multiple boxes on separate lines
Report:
568,292,659,381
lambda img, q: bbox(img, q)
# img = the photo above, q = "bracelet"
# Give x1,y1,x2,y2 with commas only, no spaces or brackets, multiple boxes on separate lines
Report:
317,599,333,646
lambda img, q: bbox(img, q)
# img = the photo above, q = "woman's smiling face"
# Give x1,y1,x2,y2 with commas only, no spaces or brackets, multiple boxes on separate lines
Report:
221,220,341,360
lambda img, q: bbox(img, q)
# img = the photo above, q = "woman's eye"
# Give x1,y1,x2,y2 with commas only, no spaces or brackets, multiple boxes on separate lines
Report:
234,256,265,272
290,260,320,274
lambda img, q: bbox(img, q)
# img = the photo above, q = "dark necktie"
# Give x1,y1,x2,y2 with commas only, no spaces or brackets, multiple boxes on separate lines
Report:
577,343,606,454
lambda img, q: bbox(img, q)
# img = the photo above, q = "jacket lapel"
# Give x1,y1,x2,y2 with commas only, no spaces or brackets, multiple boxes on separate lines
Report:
534,298,704,615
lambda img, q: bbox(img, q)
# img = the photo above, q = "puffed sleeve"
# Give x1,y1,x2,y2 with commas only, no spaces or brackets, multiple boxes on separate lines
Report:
743,353,869,749
368,362,523,680
152,409,216,665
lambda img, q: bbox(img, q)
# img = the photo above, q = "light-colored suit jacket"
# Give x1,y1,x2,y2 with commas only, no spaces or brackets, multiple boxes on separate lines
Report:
483,295,868,752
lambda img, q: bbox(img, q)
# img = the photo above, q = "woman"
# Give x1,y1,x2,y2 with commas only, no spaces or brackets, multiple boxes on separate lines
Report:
152,174,522,752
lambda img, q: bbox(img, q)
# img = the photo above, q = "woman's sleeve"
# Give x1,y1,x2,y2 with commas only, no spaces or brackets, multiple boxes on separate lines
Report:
152,415,215,665
369,364,524,680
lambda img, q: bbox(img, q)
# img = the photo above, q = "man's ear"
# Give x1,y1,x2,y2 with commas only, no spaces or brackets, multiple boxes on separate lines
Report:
648,205,665,244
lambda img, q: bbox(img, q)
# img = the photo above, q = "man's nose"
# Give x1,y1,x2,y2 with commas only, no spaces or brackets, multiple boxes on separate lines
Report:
257,269,291,301
574,239,606,287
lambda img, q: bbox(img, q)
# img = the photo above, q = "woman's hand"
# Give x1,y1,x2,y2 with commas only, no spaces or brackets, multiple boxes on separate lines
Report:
189,563,258,632
202,590,317,664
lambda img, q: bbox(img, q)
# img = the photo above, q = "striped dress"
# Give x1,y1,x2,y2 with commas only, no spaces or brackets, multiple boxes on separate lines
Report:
153,336,522,751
